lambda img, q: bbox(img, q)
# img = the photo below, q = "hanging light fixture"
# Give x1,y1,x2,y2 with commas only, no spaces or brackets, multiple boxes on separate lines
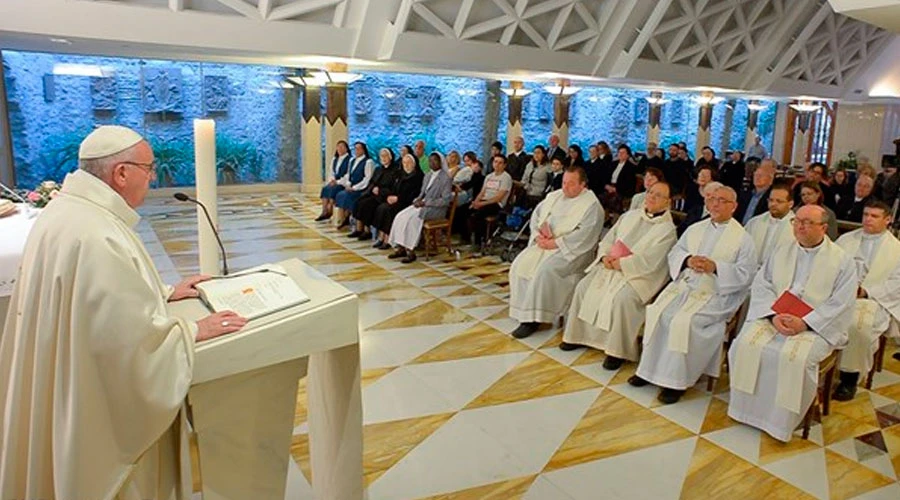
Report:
287,71,329,87
789,100,822,113
309,62,362,85
692,91,724,106
747,100,768,111
543,79,580,96
501,80,532,98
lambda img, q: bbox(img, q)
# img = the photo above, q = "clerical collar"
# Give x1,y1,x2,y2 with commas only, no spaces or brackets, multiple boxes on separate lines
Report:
710,219,729,228
798,238,826,253
644,209,667,219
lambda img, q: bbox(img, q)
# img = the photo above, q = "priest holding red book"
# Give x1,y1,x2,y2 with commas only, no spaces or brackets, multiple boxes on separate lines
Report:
728,205,858,442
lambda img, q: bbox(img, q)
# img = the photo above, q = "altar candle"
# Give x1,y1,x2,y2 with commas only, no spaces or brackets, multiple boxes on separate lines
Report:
194,119,220,275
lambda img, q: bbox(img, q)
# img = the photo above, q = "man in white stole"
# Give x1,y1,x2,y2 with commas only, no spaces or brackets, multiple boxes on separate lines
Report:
832,201,900,401
630,186,757,404
0,126,246,500
509,167,603,339
560,182,677,370
728,205,857,442
744,181,795,265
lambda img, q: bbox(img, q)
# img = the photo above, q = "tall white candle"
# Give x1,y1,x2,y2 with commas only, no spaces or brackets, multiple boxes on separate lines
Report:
194,119,220,275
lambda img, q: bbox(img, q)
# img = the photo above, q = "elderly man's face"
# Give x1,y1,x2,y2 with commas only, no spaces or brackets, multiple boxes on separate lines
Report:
549,135,559,148
793,205,828,247
588,146,599,160
513,137,524,151
707,188,737,223
855,176,874,199
561,171,585,198
643,183,671,214
114,141,156,209
414,141,425,155
754,166,774,190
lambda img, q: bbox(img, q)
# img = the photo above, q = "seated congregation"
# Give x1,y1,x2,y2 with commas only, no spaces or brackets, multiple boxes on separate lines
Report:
314,134,900,442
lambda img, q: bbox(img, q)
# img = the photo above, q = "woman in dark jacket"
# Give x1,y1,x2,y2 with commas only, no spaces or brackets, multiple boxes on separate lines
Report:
373,153,425,249
567,144,585,168
350,148,400,240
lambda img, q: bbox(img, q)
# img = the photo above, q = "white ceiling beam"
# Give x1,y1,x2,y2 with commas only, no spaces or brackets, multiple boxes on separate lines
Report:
453,0,475,38
332,0,348,27
573,2,599,31
269,0,342,22
258,0,272,19
216,0,260,19
741,0,827,90
519,20,550,49
546,4,575,49
169,0,184,12
593,0,670,76
348,0,401,59
842,28,896,94
556,30,598,51
523,0,573,18
492,0,517,18
410,3,455,39
461,16,515,41
393,0,415,33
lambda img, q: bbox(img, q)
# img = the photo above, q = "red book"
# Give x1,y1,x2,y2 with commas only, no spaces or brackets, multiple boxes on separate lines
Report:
608,239,633,259
772,291,813,317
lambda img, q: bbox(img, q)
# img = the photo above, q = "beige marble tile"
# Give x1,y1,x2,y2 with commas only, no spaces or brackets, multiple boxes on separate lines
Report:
369,299,475,330
571,349,607,367
413,323,531,363
466,352,601,410
825,449,894,500
360,283,432,301
409,269,447,279
681,440,813,499
540,331,564,349
329,264,396,282
882,425,900,478
447,286,485,297
460,294,506,308
757,432,820,465
299,252,369,265
363,413,456,485
485,307,510,321
699,398,737,434
418,475,538,500
423,277,468,288
822,396,881,445
545,390,693,471
608,362,639,386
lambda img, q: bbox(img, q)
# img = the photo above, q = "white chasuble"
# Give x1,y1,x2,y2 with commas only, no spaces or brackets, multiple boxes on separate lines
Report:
563,209,676,361
508,189,603,324
635,218,757,389
1,170,196,500
745,211,795,266
836,230,900,373
728,239,856,442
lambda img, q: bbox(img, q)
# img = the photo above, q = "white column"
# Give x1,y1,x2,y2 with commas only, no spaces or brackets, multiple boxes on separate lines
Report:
193,119,220,275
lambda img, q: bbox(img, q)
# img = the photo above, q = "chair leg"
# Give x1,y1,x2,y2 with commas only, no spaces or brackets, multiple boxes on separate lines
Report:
801,398,813,440
823,366,835,416
423,230,432,259
444,228,453,255
865,366,876,390
706,376,716,393
876,336,887,372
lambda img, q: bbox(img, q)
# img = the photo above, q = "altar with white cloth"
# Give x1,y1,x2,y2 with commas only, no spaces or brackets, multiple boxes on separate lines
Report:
0,205,39,327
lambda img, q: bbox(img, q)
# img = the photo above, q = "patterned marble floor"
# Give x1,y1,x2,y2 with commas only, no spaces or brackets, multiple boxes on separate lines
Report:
139,192,900,500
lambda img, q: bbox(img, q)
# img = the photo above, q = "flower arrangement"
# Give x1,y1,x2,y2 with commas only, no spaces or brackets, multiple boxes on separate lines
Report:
26,180,61,208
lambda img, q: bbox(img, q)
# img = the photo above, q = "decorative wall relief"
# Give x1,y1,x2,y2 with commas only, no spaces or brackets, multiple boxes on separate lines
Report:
90,76,118,111
354,87,373,116
538,93,554,122
669,100,684,128
203,75,229,113
384,87,404,118
141,67,184,114
633,99,647,125
42,75,55,103
418,86,440,119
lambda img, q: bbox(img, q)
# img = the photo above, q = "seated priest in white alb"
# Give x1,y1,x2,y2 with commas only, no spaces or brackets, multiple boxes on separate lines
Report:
744,180,795,265
629,186,757,404
0,126,246,499
560,181,677,370
508,166,604,339
832,201,900,401
728,205,857,442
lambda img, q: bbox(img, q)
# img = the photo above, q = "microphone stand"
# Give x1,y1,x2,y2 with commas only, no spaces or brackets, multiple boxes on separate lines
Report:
174,193,229,276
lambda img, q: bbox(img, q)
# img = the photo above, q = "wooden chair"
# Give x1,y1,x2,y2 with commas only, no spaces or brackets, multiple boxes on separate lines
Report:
864,334,888,390
422,191,458,259
801,350,841,440
707,301,747,392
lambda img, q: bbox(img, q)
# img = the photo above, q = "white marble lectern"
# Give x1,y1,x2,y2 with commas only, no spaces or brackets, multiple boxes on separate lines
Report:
167,258,363,500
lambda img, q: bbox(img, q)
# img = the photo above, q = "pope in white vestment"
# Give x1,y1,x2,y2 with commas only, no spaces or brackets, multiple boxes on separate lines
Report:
728,205,857,442
744,183,795,265
508,168,603,339
631,186,757,404
831,203,900,401
561,182,677,369
0,126,246,500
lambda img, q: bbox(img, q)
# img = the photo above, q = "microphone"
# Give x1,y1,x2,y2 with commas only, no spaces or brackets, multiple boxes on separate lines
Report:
173,192,229,276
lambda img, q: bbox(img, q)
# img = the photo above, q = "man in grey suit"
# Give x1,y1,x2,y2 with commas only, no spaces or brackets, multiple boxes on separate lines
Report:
388,152,454,263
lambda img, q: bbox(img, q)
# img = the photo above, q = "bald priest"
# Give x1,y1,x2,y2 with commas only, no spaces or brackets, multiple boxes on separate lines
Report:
0,126,246,499
728,205,857,442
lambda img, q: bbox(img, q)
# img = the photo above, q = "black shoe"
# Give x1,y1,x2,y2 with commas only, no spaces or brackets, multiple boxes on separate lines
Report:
388,248,406,259
373,241,387,249
894,352,900,361
832,371,860,402
628,375,650,387
401,251,417,264
315,213,330,222
337,218,350,229
559,342,581,351
511,322,539,339
658,388,686,405
347,230,362,238
357,231,372,241
602,356,624,371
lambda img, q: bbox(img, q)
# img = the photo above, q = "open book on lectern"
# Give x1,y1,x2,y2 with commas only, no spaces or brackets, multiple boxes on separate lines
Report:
195,264,310,320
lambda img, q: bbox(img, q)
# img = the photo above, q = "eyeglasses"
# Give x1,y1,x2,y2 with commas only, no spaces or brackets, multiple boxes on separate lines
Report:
791,218,826,228
707,196,736,205
645,192,670,201
122,161,157,178
768,198,790,203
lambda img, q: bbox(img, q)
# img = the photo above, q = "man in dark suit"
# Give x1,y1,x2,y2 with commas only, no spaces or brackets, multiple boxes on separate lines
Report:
638,142,665,174
792,162,835,209
506,136,531,182
835,174,875,222
736,159,775,225
719,150,746,193
662,143,690,200
546,134,567,163
584,144,609,199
